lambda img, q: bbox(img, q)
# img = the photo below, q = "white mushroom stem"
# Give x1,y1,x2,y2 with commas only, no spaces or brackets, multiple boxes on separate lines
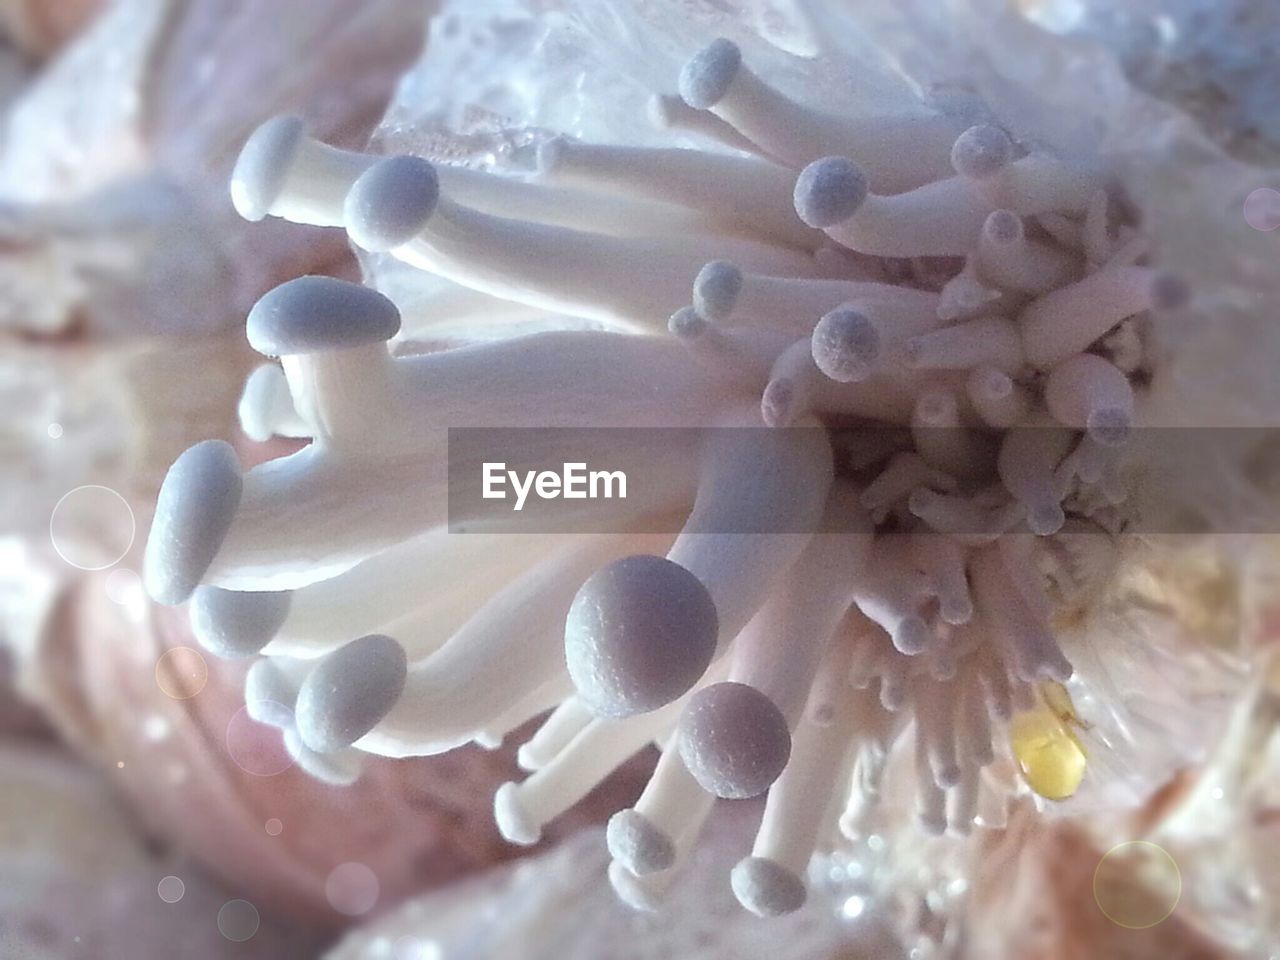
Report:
937,261,1005,323
968,547,1072,682
632,742,716,845
728,486,873,723
262,531,567,659
904,316,1024,374
200,417,696,592
272,323,749,454
972,152,1102,217
538,138,820,249
692,260,943,334
947,751,982,834
966,366,1031,429
680,39,959,193
914,718,948,834
358,535,669,758
910,534,974,625
230,115,371,225
517,698,594,772
1043,353,1135,446
1020,265,1184,369
609,740,716,876
435,163,710,238
849,537,935,656
494,679,711,845
238,364,311,441
765,339,950,426
911,389,997,482
996,422,1077,535
395,281,550,340
915,676,961,786
976,211,1081,295
960,671,996,766
806,170,1001,258
1036,212,1084,250
733,637,859,916
647,92,762,154
350,157,823,330
907,487,1025,543
473,675,575,750
860,451,958,519
667,409,834,650
668,307,793,387
231,117,708,240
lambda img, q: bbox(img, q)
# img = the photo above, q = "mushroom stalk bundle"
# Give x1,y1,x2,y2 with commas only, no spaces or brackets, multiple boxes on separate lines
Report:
148,28,1206,922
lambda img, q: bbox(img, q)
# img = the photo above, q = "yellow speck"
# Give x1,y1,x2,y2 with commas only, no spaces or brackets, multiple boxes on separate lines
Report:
1010,702,1087,801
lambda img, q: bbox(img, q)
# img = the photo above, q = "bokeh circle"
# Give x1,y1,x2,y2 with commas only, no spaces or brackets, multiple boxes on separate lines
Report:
157,876,186,904
49,485,136,570
217,900,260,942
325,862,381,917
1093,840,1182,929
226,704,295,777
1244,187,1280,232
155,647,209,700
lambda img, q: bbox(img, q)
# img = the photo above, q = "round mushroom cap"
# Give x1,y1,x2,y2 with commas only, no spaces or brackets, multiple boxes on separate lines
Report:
564,555,718,719
679,38,742,110
189,586,291,659
951,125,1015,180
811,307,880,383
677,681,791,799
692,260,743,322
344,155,440,253
793,157,869,228
295,634,407,753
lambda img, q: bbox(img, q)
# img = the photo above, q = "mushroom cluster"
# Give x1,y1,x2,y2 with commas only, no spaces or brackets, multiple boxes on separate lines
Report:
146,36,1191,918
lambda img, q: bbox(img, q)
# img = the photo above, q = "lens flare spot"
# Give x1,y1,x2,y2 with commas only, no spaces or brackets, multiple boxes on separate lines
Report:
1093,841,1181,929
157,876,185,904
217,900,260,942
155,647,208,700
325,862,380,917
49,485,136,571
226,704,294,777
1244,187,1280,232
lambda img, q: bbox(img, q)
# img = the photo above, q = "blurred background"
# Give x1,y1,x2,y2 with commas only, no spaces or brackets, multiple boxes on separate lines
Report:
1,1,1278,958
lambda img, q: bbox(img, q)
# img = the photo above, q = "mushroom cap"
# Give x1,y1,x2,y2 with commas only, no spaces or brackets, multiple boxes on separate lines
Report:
731,857,807,917
230,115,306,222
189,586,291,660
606,809,676,875
246,275,401,357
344,155,441,253
677,681,791,799
793,156,869,228
811,307,881,383
564,555,718,719
692,259,743,322
679,38,742,110
951,124,1015,180
295,634,407,753
144,440,243,606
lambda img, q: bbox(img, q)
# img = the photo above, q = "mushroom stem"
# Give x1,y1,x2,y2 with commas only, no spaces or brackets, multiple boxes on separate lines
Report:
347,156,822,330
680,39,959,192
538,138,820,249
